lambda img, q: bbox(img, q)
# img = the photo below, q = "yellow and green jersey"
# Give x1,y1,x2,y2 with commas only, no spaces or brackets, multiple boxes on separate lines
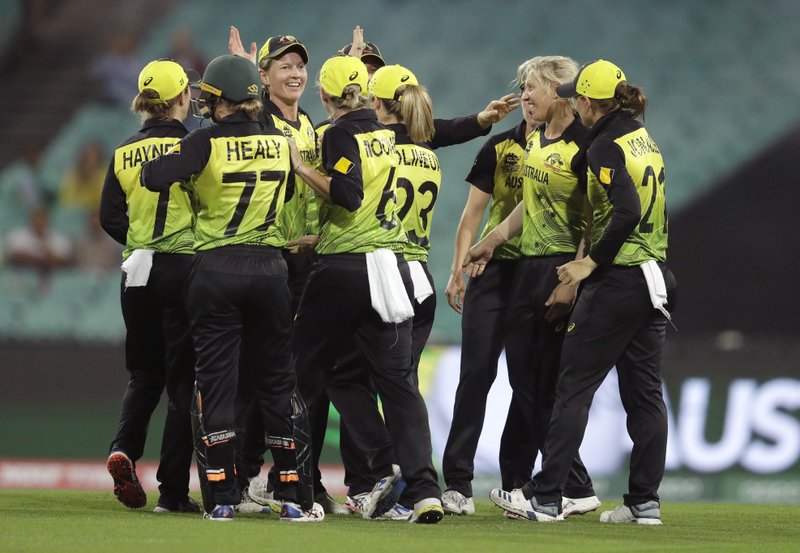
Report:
140,112,292,251
585,111,668,266
260,99,320,239
316,109,406,254
520,118,589,257
100,118,194,260
387,123,442,262
465,120,527,260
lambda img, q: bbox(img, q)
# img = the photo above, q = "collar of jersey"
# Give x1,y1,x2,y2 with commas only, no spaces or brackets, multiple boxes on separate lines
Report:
335,108,377,124
585,109,632,143
511,119,529,147
216,111,254,124
141,117,189,132
261,96,312,123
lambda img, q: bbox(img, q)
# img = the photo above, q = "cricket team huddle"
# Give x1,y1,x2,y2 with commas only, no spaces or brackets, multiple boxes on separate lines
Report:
100,24,675,525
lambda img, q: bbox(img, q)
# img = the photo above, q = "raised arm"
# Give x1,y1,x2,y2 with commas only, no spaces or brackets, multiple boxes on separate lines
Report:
228,26,257,65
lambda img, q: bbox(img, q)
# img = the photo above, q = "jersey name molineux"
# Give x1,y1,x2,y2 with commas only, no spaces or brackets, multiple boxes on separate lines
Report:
317,125,406,254
395,141,442,262
588,125,667,265
268,112,320,240
192,132,291,250
520,123,587,257
115,136,194,260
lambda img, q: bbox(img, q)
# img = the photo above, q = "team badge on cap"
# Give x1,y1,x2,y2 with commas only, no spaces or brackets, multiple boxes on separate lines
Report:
258,35,309,64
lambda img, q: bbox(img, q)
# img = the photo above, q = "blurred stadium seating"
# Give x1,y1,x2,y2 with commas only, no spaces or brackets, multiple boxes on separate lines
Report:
1,0,799,342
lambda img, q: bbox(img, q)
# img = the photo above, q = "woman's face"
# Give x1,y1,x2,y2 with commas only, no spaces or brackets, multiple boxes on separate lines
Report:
575,96,596,126
521,76,556,124
262,51,307,105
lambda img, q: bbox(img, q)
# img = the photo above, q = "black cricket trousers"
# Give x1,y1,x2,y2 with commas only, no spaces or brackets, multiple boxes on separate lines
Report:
322,260,437,497
186,245,302,509
503,255,596,498
293,253,441,505
111,252,195,506
524,264,675,506
442,258,535,497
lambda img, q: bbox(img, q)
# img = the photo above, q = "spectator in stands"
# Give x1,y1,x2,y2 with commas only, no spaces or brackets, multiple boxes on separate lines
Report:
90,33,142,105
5,205,73,271
12,147,44,208
74,209,121,275
58,141,106,210
168,27,207,74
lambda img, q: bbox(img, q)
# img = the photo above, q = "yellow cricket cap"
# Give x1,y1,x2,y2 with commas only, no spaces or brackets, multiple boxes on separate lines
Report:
556,59,626,100
368,64,418,101
258,35,309,65
138,60,199,105
319,55,368,98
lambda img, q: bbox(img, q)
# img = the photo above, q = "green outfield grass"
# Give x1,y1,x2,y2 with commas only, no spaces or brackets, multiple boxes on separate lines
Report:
1,490,798,553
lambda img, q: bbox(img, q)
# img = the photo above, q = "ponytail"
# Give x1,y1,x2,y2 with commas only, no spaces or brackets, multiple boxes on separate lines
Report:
378,84,434,144
131,88,184,122
399,85,434,143
325,83,369,110
593,82,648,120
616,82,647,119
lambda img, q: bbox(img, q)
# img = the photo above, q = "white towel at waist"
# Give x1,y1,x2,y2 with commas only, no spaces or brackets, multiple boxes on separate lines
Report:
366,249,414,323
407,260,433,304
121,249,155,288
640,259,674,326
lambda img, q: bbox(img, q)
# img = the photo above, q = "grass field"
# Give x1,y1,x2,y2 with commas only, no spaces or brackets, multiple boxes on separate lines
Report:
1,490,799,553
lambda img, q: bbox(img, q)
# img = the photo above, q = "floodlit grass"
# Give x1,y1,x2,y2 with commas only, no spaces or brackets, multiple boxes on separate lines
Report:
1,489,798,553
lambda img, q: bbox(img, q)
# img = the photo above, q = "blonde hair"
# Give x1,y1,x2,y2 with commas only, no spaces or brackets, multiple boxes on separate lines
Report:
377,84,434,143
525,56,579,91
592,82,648,120
259,58,275,99
513,58,537,90
219,98,262,120
131,88,185,122
323,83,369,110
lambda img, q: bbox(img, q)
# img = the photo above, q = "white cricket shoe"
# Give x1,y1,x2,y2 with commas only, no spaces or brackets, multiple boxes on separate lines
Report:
409,497,444,524
361,465,402,519
374,503,413,521
280,501,325,522
344,492,369,514
489,488,563,522
599,501,662,525
562,495,601,517
441,489,475,515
